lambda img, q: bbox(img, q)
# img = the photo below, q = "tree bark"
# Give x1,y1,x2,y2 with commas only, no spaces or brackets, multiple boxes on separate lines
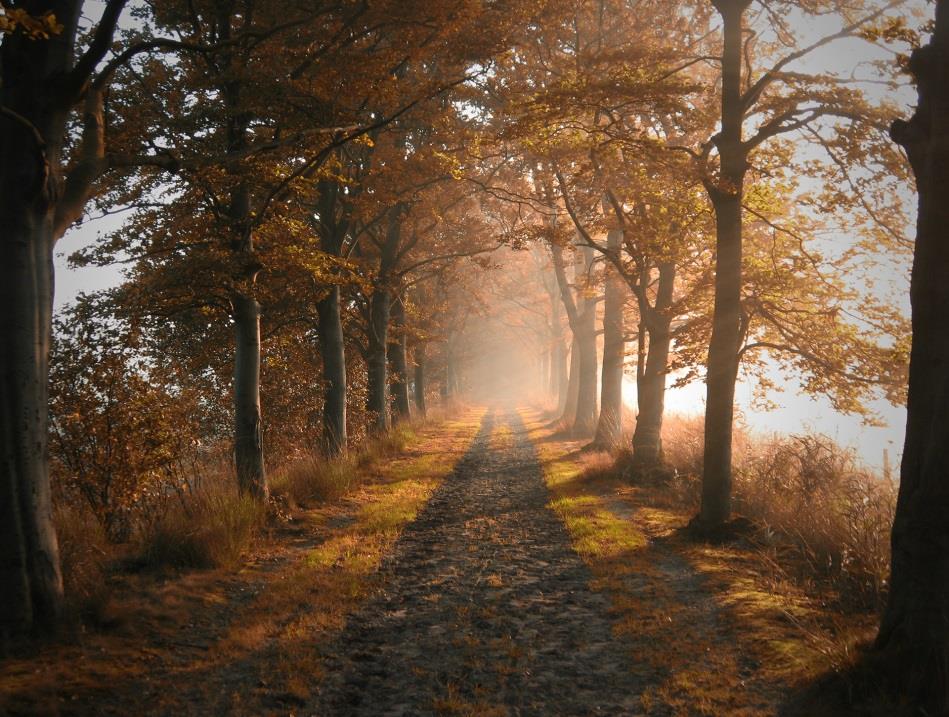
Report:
563,339,580,427
366,207,404,432
367,286,391,434
876,5,949,711
573,245,599,436
632,263,675,468
316,285,347,457
553,333,569,414
551,242,597,434
593,227,626,448
0,199,64,636
697,0,750,530
233,293,267,498
0,0,100,634
389,295,411,422
444,335,458,400
219,22,268,497
547,276,569,412
574,294,599,436
540,347,550,400
314,177,351,457
413,345,427,416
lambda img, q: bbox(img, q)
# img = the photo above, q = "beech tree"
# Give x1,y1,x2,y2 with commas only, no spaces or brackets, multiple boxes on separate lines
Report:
556,149,715,468
687,0,910,531
478,0,709,441
0,0,130,635
876,2,949,710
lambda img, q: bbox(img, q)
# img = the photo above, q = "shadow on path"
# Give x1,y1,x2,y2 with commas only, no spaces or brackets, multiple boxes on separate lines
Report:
312,409,645,716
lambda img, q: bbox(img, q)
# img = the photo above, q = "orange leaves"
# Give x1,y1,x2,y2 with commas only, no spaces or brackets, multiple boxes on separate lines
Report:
0,8,63,40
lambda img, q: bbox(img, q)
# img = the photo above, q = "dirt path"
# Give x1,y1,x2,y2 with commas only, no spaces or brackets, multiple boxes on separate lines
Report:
311,409,645,716
2,407,825,716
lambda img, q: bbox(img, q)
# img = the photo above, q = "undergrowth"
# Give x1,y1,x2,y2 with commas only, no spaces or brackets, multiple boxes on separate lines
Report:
270,423,416,506
53,418,425,628
643,413,896,611
138,487,268,570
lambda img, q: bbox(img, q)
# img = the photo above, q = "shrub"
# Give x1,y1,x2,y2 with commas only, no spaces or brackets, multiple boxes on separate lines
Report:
49,299,200,543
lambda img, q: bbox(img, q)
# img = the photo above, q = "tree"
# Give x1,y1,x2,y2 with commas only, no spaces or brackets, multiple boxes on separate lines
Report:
690,0,908,531
0,0,128,635
875,3,949,711
479,0,709,441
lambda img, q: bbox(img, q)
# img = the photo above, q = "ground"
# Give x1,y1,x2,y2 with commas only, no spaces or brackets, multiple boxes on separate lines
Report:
0,406,873,716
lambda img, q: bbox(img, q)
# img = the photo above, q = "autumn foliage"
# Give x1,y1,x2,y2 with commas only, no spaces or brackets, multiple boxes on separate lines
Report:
0,0,943,712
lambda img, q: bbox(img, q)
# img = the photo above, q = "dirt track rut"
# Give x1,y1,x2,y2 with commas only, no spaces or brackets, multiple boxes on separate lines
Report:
312,409,644,716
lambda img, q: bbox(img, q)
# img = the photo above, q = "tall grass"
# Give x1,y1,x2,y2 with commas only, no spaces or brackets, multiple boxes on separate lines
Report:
270,422,417,507
54,503,112,623
733,434,895,608
137,484,269,570
52,418,424,622
617,412,897,610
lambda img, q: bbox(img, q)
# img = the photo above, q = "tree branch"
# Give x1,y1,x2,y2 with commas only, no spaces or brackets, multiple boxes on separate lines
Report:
55,87,106,240
65,0,128,98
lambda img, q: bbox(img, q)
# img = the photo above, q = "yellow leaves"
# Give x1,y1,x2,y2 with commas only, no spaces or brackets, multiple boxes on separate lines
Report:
859,16,924,49
431,149,463,180
0,9,63,40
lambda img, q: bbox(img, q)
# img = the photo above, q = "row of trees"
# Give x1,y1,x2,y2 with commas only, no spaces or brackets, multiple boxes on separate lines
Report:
0,0,946,710
1,0,531,635
474,0,909,506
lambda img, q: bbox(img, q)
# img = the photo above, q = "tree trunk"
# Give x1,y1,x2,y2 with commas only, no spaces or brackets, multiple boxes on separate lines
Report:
444,336,456,400
573,245,598,437
0,1,93,633
366,206,403,432
389,295,411,422
314,177,351,458
697,0,750,530
233,293,267,498
413,345,427,416
540,347,550,400
554,334,569,414
563,339,580,427
574,295,599,436
0,208,64,636
633,263,675,468
876,7,949,712
593,227,626,448
550,242,595,433
545,267,569,411
367,286,391,434
316,285,347,457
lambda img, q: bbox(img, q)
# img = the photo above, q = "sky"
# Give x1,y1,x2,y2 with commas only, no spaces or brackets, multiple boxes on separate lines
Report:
54,0,928,474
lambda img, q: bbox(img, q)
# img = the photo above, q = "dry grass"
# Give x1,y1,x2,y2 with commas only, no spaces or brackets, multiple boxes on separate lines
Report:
524,408,883,714
643,413,896,610
733,435,895,609
44,413,434,647
0,408,485,715
54,503,112,625
137,485,269,570
270,423,417,506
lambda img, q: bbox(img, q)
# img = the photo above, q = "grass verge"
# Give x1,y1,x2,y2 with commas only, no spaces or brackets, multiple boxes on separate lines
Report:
0,408,485,715
523,407,873,716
